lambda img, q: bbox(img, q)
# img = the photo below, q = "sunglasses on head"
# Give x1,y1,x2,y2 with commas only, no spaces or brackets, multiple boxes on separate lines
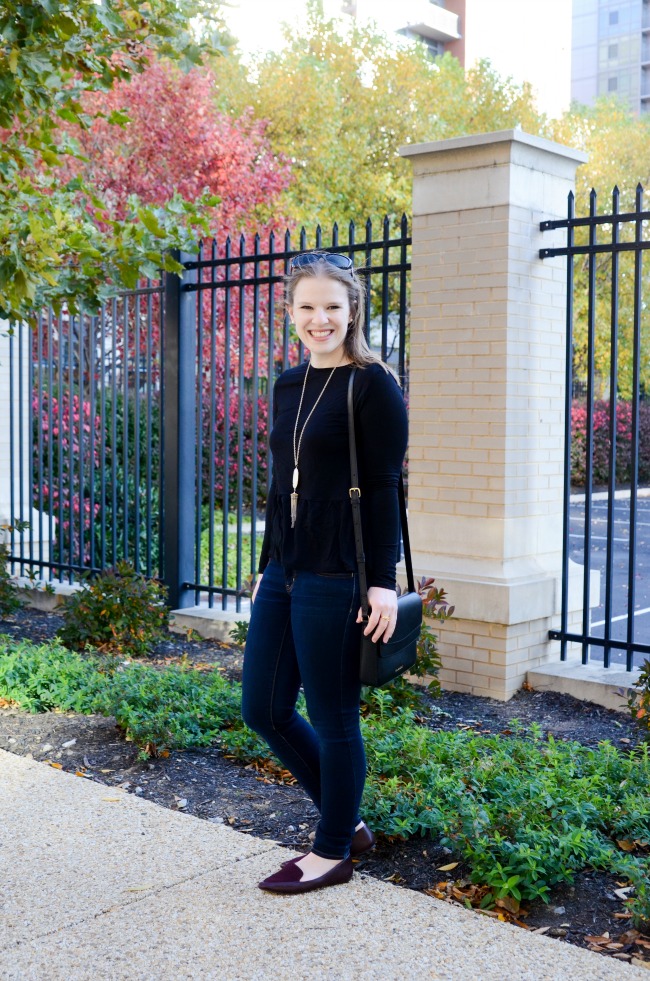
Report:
289,251,353,272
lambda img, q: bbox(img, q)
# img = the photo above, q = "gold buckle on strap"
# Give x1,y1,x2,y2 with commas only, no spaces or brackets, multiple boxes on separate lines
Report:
349,487,361,498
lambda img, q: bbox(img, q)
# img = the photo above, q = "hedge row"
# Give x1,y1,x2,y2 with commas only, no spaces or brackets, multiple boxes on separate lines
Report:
571,400,650,487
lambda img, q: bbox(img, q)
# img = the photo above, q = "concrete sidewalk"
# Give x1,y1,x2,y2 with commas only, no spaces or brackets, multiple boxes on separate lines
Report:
0,749,646,981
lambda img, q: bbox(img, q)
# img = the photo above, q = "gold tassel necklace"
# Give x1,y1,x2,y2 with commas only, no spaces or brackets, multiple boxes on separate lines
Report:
291,360,339,527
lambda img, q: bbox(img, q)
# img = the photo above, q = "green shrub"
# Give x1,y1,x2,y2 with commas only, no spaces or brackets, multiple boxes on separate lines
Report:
90,661,244,759
0,521,30,617
628,658,650,741
0,637,107,712
230,620,250,646
3,634,649,925
33,390,162,574
0,543,23,617
359,712,650,918
58,560,169,657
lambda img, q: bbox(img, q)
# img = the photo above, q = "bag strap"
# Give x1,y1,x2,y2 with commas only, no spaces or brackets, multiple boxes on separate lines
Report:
347,367,415,620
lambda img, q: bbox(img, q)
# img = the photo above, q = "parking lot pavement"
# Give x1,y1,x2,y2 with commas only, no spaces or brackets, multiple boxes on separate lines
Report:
569,491,650,669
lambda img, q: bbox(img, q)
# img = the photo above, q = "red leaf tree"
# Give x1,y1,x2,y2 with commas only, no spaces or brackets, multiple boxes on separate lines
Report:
33,59,294,577
61,58,292,234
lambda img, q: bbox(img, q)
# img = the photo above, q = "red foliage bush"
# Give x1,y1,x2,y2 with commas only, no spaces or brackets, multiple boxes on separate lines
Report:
571,399,650,487
33,382,268,575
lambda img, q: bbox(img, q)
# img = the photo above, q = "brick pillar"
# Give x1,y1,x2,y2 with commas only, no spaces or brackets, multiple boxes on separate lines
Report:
401,130,587,701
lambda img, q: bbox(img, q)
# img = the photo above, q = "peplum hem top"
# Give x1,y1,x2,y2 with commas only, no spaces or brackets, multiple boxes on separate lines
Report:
258,360,408,590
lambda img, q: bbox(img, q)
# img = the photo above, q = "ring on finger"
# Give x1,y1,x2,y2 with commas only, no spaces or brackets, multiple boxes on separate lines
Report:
380,614,391,621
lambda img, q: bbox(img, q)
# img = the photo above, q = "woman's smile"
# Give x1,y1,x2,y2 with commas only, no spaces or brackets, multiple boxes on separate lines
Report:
288,275,351,367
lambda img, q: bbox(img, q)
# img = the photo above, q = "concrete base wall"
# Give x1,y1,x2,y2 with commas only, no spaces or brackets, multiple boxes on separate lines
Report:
527,658,640,715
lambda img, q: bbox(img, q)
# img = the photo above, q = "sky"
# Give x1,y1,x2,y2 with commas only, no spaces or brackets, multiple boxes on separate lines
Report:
222,0,573,119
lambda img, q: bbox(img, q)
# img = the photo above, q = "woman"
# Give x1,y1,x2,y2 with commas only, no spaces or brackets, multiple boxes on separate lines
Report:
242,251,408,894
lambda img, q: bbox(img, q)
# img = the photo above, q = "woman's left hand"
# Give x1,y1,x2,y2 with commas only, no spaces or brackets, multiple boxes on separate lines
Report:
357,586,398,643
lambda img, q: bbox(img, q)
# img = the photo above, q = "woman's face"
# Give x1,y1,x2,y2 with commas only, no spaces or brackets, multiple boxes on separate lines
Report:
288,275,352,368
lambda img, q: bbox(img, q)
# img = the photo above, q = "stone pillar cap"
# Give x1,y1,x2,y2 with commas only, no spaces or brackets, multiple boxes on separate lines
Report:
399,128,588,165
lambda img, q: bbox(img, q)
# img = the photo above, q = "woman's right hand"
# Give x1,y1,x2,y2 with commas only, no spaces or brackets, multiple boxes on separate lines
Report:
251,574,263,604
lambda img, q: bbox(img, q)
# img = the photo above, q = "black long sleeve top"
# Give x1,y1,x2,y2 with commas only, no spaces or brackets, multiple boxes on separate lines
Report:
258,360,408,589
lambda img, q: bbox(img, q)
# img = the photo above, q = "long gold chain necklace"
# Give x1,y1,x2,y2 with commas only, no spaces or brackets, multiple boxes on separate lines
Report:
291,360,339,528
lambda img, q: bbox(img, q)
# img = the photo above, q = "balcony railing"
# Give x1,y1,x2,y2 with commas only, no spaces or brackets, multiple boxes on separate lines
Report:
396,0,461,43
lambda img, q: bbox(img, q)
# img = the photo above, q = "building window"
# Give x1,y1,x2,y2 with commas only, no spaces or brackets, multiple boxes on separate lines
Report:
609,10,619,25
609,43,618,59
608,76,618,91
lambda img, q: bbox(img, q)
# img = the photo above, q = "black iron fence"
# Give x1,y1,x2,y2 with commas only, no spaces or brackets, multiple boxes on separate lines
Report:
540,185,650,670
9,286,164,582
6,217,411,612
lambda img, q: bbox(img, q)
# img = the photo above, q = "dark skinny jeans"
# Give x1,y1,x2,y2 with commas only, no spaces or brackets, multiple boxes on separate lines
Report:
241,560,365,859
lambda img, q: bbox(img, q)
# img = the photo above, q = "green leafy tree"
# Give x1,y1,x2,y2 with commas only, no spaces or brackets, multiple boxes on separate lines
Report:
210,1,546,229
214,3,650,394
550,99,650,397
0,0,226,322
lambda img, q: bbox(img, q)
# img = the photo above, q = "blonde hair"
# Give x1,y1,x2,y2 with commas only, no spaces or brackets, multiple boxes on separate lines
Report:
284,256,399,380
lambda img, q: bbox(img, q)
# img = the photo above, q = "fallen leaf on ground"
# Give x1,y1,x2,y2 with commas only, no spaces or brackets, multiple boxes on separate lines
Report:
437,862,459,872
496,896,520,915
614,886,635,899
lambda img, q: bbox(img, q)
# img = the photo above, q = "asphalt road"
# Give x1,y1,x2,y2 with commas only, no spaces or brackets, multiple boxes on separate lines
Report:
569,493,650,669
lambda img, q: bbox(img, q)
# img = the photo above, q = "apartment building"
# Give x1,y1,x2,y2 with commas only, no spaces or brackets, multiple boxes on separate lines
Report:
340,0,461,57
572,0,650,114
340,1,571,117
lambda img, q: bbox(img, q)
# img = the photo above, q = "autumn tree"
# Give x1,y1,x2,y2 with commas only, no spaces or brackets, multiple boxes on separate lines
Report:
550,99,650,397
50,56,292,377
59,57,292,240
0,0,229,322
211,1,650,395
28,54,293,568
210,2,546,229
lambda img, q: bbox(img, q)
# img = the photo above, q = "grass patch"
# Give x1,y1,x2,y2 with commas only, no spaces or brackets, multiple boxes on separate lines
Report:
198,510,264,590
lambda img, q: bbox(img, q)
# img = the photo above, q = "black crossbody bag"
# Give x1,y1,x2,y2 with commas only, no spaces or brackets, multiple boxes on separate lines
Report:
347,368,423,687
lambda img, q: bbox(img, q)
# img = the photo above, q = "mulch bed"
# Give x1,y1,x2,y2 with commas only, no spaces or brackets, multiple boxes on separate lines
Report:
1,606,649,968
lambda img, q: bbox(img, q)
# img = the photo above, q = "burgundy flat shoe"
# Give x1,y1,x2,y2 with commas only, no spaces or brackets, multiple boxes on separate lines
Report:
279,853,305,868
259,856,353,894
350,823,376,857
281,824,375,868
